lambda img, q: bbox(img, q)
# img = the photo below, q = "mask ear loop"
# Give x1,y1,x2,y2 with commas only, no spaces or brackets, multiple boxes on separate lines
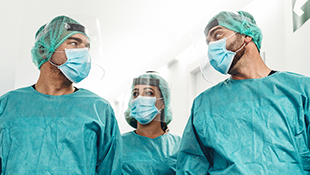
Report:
226,32,236,40
48,59,60,67
235,43,246,53
228,33,246,53
49,50,66,67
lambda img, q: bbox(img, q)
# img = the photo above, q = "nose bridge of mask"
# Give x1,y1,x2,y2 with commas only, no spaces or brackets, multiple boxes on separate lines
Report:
64,48,91,63
129,96,161,125
130,96,156,106
208,32,236,50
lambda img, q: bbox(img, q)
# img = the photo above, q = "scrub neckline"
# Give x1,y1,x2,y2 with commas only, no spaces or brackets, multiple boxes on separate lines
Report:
132,131,169,140
29,85,83,97
228,70,280,83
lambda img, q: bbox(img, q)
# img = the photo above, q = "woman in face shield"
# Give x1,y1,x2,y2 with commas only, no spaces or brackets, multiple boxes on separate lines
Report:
122,71,181,175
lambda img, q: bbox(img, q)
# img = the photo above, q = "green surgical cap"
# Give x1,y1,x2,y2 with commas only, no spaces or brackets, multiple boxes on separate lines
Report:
31,15,89,69
124,72,172,129
204,11,263,51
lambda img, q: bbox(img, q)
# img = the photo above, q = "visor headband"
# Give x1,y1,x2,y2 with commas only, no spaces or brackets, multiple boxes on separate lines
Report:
133,78,160,87
65,23,85,33
204,18,219,36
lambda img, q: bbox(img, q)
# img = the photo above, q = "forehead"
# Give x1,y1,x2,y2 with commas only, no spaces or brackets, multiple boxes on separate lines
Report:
68,33,89,43
207,26,230,36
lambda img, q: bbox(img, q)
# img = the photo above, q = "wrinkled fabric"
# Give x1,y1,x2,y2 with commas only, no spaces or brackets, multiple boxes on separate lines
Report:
177,71,310,175
122,131,181,175
204,11,262,51
0,86,122,175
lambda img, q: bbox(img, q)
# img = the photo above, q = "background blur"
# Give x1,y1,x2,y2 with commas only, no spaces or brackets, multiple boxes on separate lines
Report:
1,0,309,136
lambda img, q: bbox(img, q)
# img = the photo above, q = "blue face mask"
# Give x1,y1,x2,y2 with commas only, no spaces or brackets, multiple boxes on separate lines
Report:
49,48,91,83
208,33,245,74
129,96,161,125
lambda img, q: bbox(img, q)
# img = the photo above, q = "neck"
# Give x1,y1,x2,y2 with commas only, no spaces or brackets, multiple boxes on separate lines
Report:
230,45,271,80
136,118,165,139
35,62,75,96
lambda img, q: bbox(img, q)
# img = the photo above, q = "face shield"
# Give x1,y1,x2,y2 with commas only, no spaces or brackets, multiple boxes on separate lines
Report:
123,71,173,129
68,14,105,85
190,23,230,84
31,14,105,84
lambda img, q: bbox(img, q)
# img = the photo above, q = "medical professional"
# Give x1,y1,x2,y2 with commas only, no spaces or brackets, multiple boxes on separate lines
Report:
177,11,310,174
0,15,122,174
122,72,181,175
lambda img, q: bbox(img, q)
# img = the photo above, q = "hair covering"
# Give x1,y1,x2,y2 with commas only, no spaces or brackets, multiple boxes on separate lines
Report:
204,11,263,51
124,72,172,128
31,15,89,69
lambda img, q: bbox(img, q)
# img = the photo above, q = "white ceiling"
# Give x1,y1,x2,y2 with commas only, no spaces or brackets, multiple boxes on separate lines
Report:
0,0,253,103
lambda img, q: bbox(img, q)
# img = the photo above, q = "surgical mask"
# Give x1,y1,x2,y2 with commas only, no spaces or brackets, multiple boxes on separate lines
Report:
49,48,91,83
207,33,245,74
129,96,162,125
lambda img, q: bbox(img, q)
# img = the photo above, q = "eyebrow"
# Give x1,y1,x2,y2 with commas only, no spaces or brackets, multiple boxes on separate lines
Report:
208,26,223,38
206,26,224,44
67,36,91,48
132,87,155,92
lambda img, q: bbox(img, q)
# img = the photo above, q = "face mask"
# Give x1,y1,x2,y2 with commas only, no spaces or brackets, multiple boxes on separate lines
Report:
207,33,245,74
129,96,162,125
49,48,91,83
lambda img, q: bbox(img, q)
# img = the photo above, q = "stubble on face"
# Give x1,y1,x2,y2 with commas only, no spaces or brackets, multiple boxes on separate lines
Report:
227,34,245,74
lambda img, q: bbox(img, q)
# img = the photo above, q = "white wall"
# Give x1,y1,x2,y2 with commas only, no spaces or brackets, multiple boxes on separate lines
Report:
285,0,310,76
0,2,23,96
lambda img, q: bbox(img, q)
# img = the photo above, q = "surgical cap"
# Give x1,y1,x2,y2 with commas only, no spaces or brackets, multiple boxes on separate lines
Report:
31,15,89,69
204,11,263,51
124,72,172,128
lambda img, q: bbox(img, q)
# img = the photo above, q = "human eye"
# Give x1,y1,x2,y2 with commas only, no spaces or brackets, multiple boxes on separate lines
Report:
132,91,139,98
70,42,78,46
214,32,222,40
144,90,154,97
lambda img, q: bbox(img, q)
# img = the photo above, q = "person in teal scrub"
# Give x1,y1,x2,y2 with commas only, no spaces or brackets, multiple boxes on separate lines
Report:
122,71,181,175
0,15,122,174
177,11,310,174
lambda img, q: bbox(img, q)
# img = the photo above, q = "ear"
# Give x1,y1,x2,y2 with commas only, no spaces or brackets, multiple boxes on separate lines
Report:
39,45,45,54
159,100,165,110
244,35,252,44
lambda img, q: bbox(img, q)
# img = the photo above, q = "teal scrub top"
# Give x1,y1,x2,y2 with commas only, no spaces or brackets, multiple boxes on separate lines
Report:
0,86,122,174
122,131,181,175
177,71,310,174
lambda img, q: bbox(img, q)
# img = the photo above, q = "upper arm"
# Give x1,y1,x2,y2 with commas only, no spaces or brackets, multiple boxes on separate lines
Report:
96,101,123,175
176,100,211,175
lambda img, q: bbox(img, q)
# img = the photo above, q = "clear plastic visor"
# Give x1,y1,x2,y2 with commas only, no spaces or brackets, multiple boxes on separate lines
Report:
190,25,230,84
69,14,105,85
121,71,172,128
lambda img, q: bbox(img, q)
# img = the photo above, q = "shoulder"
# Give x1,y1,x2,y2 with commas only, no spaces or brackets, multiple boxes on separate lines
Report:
166,133,182,143
0,86,34,114
121,131,136,144
275,71,310,79
1,86,33,99
122,131,135,138
77,88,111,105
271,71,310,86
193,79,228,106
